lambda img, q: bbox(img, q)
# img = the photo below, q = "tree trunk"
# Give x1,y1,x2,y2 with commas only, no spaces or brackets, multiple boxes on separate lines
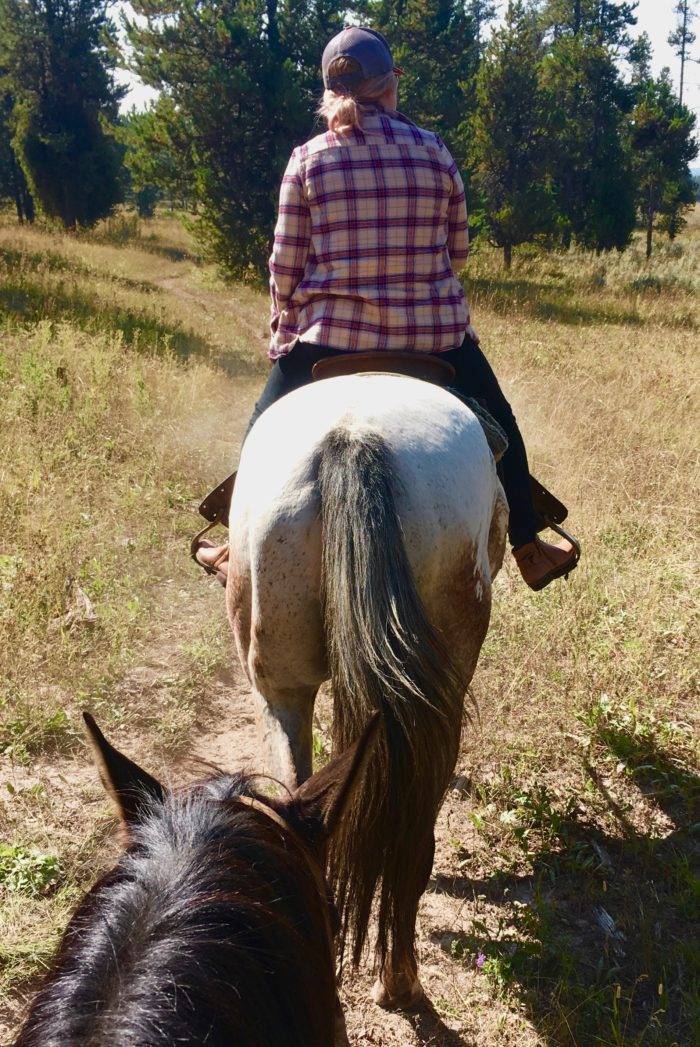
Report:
680,2,688,104
20,181,34,223
9,152,25,223
646,206,653,260
503,243,512,269
266,0,280,57
573,0,582,33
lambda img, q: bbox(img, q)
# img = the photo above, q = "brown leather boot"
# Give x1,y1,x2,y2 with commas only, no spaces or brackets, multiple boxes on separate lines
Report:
512,536,579,591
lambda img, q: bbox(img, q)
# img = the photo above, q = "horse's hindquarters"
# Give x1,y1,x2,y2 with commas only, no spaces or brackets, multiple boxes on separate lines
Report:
227,374,506,992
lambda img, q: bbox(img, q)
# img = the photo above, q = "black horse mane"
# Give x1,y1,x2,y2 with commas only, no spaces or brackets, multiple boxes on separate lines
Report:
15,773,336,1047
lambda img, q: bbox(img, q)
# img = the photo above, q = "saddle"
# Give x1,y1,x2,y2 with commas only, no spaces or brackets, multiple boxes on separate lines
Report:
192,354,577,553
311,351,456,385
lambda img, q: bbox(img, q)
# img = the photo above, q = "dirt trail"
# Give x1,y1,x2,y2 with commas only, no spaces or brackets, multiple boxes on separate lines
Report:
172,585,502,1047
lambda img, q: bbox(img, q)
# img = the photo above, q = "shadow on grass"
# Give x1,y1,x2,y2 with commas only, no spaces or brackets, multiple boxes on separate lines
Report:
1,263,261,377
431,735,698,1046
137,240,197,263
0,245,160,294
406,1003,470,1046
468,275,696,329
0,277,211,361
469,274,644,327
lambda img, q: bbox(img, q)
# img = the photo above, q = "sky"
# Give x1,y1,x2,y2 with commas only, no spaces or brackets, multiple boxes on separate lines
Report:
116,0,699,122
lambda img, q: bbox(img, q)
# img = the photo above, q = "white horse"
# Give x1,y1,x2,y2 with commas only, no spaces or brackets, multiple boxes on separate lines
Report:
226,372,507,1012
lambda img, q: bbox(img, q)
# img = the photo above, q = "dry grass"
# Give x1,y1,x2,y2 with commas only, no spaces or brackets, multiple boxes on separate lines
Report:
0,206,698,1045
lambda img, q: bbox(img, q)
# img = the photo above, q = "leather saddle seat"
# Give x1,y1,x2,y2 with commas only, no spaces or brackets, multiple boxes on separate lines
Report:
311,351,456,386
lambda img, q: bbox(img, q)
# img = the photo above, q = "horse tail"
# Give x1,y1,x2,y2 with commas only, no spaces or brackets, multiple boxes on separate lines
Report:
318,427,465,973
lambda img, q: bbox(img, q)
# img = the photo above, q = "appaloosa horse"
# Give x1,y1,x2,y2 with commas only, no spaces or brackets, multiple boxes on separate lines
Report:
226,373,508,1009
16,713,378,1047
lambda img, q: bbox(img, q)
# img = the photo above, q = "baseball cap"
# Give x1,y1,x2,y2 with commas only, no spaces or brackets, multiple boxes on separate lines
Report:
321,27,402,93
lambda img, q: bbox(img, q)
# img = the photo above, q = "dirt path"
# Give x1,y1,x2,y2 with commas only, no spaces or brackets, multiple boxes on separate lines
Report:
172,592,512,1047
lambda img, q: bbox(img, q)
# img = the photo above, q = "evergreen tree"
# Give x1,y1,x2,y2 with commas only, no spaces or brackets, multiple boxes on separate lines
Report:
358,0,480,170
629,69,698,256
628,30,652,85
120,101,196,213
471,1,554,267
0,0,124,229
0,91,33,221
668,1,697,104
467,0,498,51
540,0,637,50
126,0,343,277
539,6,636,251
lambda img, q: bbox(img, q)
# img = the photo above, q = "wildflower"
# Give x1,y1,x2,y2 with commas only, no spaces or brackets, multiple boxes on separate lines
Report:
476,951,486,969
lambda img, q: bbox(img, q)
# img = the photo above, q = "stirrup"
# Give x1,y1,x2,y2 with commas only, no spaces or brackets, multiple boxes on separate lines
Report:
530,475,581,561
190,472,235,571
190,520,223,567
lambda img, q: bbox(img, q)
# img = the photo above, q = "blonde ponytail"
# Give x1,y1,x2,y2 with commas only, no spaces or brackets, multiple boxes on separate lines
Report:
319,56,396,134
319,90,363,135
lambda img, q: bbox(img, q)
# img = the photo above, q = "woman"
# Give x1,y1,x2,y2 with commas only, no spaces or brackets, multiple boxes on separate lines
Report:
196,26,578,591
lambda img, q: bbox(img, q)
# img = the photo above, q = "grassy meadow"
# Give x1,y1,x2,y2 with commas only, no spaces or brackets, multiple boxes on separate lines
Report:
0,209,698,1045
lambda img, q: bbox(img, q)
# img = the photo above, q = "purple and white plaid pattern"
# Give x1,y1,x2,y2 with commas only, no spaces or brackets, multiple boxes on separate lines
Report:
268,109,471,359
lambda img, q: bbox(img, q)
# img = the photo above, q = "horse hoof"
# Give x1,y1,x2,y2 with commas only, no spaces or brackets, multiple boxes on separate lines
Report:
371,974,425,1011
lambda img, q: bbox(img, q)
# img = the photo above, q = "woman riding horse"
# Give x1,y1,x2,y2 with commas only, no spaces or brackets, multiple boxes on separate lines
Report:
196,26,578,590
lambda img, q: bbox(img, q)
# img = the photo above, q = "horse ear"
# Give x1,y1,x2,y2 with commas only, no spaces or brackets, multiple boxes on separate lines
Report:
293,711,381,840
83,712,165,827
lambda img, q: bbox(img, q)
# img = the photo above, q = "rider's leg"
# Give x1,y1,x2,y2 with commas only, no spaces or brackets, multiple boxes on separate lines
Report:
441,335,578,589
442,335,537,547
244,342,345,441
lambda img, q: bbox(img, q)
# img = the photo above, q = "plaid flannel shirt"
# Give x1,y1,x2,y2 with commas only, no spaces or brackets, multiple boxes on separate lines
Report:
268,107,472,359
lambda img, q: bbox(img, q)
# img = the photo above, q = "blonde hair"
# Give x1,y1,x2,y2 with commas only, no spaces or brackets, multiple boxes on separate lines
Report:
319,56,396,134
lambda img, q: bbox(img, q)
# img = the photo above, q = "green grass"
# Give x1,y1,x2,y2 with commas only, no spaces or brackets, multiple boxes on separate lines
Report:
440,696,698,1043
0,846,61,898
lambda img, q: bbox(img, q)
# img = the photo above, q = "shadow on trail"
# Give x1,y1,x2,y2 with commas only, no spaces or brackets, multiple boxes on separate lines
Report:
0,272,259,379
136,239,196,263
407,1003,470,1046
430,731,698,1046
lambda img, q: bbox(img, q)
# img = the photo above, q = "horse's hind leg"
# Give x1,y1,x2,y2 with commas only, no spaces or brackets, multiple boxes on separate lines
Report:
372,571,492,1011
251,681,317,788
371,831,435,1010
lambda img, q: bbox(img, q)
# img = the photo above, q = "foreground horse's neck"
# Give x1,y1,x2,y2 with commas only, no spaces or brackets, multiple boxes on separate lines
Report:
16,779,336,1047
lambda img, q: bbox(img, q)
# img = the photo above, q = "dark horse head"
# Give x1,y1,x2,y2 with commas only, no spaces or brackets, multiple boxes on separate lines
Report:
15,711,379,1047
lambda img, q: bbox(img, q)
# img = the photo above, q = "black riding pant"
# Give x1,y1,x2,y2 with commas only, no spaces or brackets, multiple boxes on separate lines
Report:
244,336,538,549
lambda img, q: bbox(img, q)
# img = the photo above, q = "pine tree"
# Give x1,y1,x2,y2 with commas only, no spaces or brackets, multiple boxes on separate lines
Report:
629,69,698,257
120,101,196,213
0,0,124,229
668,1,697,104
628,31,652,86
360,0,480,169
471,1,554,268
467,0,498,51
540,0,637,50
539,2,637,251
126,0,343,277
0,90,33,221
